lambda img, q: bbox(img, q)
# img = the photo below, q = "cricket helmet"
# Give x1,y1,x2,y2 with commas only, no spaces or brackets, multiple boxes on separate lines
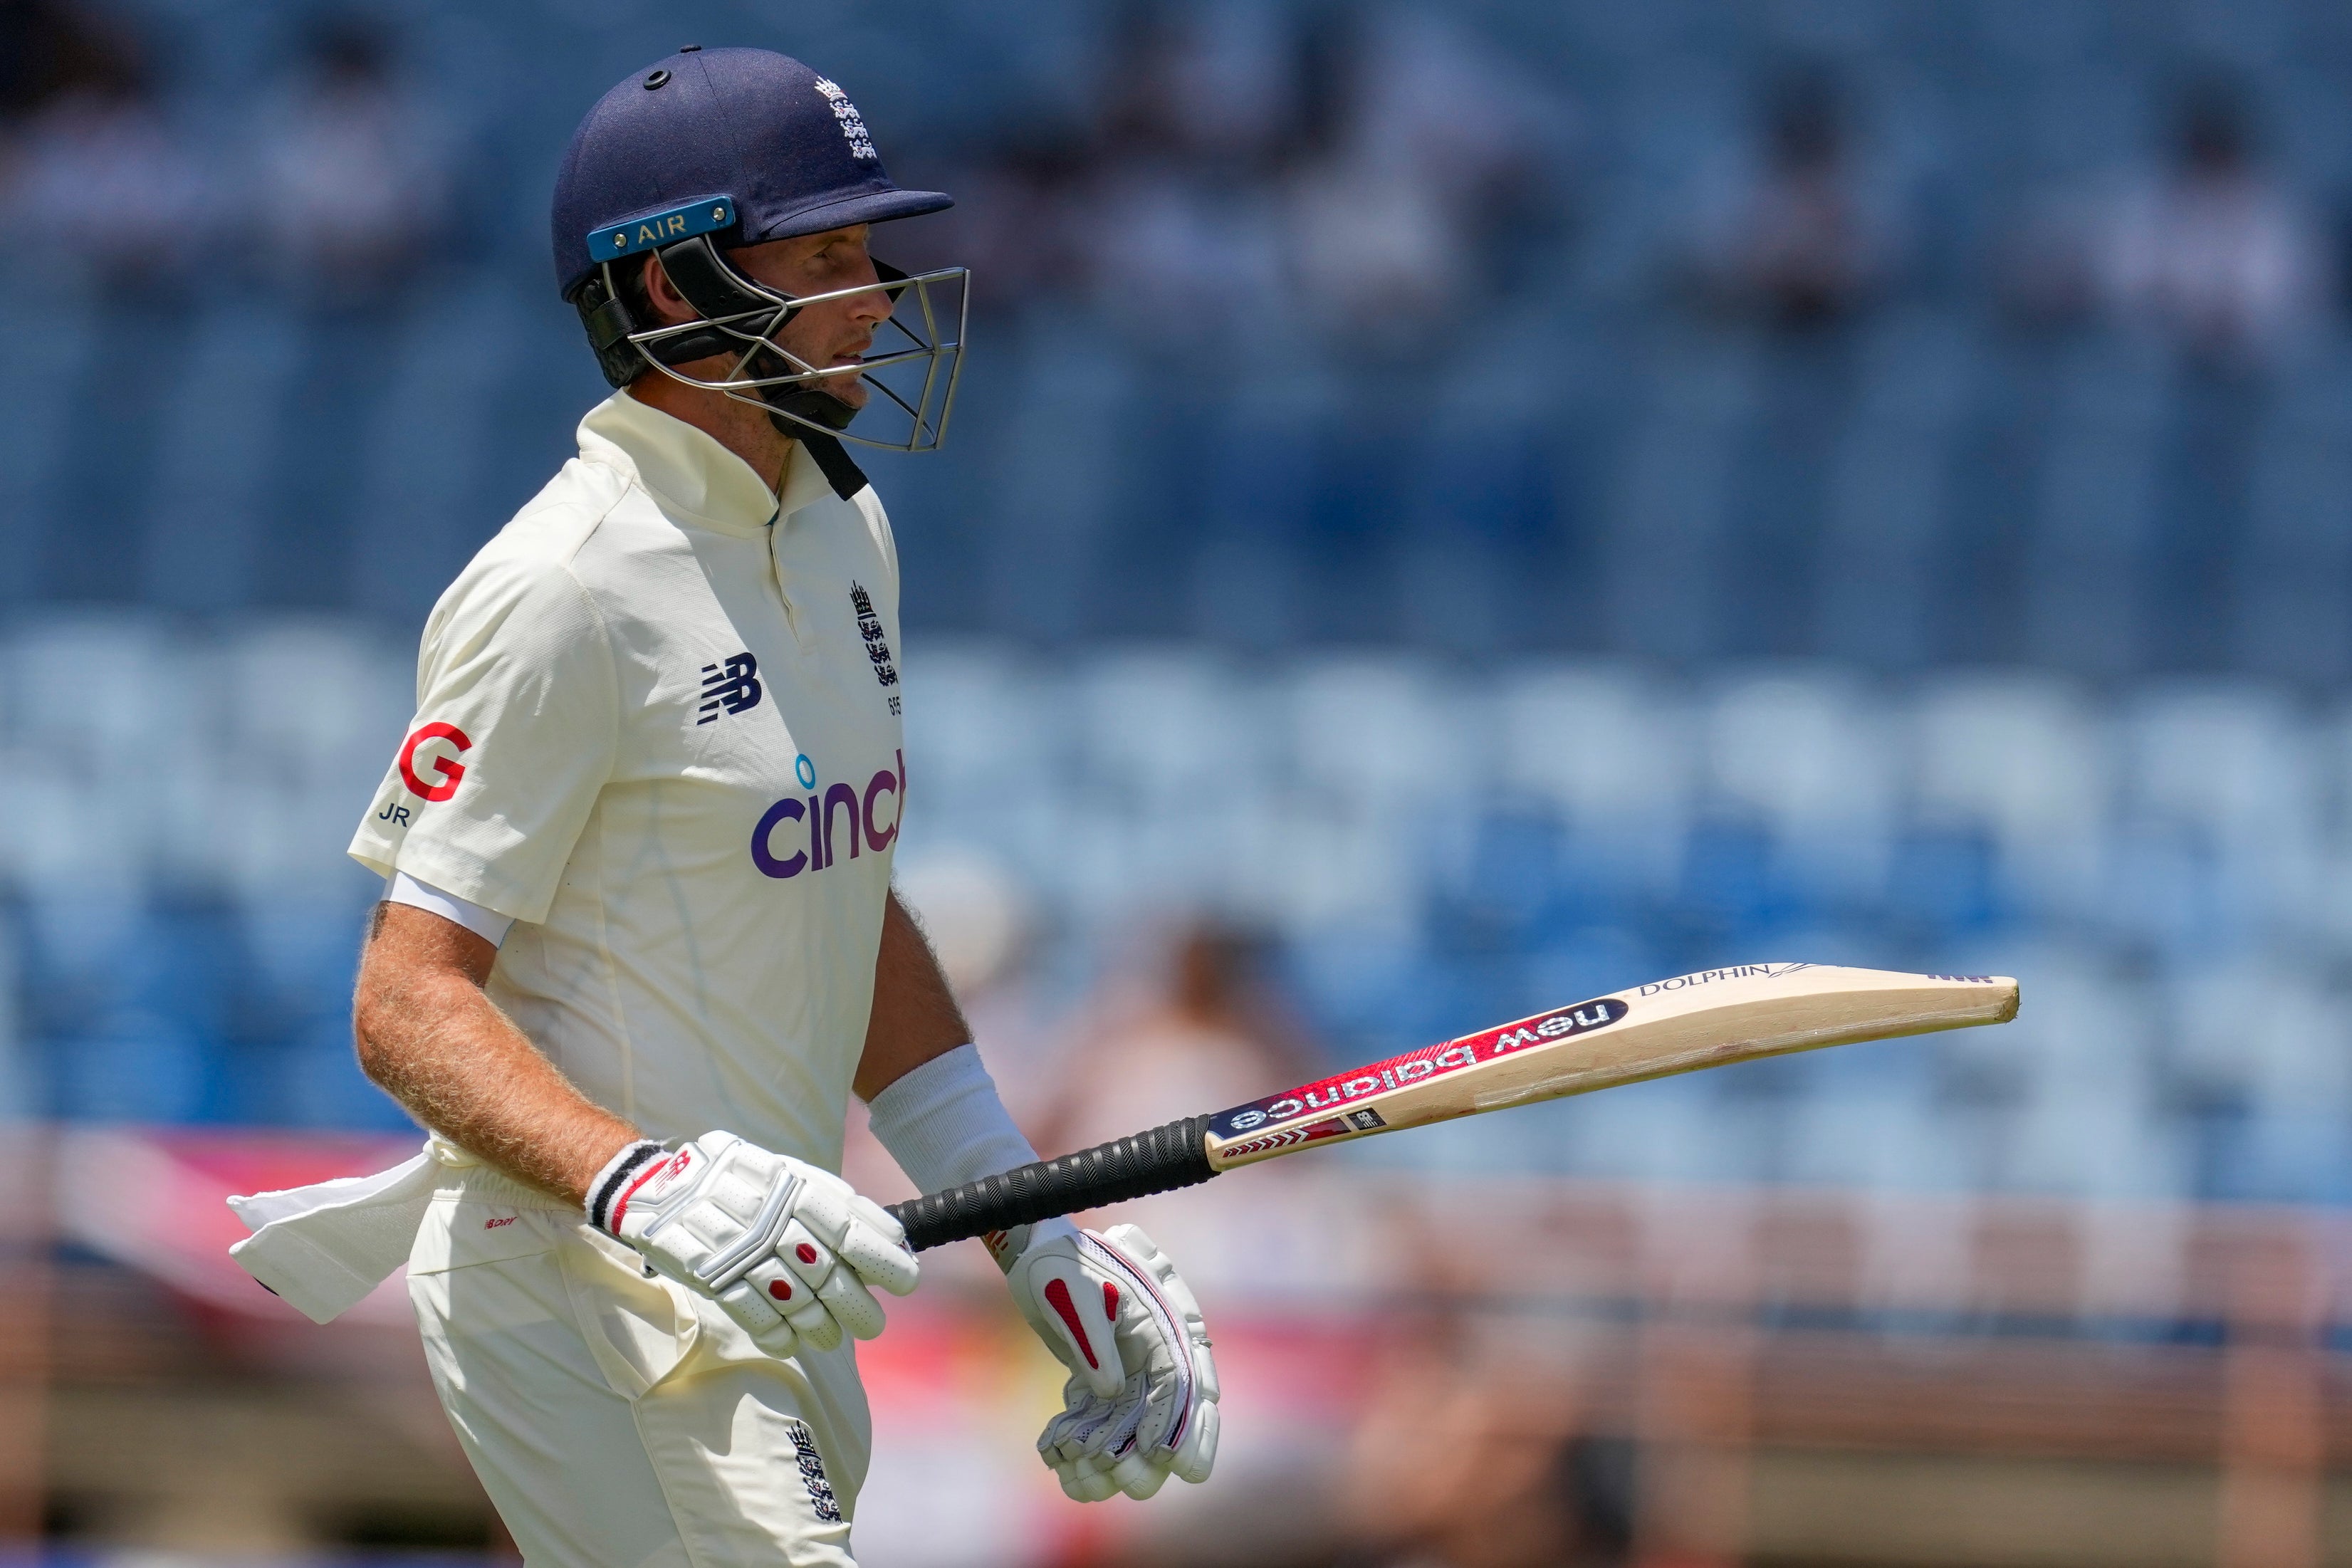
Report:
553,47,966,452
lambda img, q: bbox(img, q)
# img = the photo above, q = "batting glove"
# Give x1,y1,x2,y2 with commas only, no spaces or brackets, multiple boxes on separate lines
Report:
588,1134,919,1358
999,1220,1219,1501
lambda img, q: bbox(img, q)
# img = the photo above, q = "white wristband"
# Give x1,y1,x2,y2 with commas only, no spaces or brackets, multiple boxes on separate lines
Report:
867,1046,1073,1268
585,1139,666,1235
864,1045,1040,1194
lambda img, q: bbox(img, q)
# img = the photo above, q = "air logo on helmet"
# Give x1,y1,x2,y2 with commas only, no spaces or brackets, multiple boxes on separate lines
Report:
587,197,736,261
812,79,878,162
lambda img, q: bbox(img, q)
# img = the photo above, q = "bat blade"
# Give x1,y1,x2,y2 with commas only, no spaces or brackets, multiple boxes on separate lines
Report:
1200,963,2018,1169
884,963,2018,1250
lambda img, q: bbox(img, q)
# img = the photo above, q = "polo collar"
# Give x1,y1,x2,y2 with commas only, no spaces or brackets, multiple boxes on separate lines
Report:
578,391,780,538
775,434,838,521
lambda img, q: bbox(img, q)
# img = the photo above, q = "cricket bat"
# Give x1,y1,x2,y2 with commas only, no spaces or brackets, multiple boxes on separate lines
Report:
884,963,2018,1250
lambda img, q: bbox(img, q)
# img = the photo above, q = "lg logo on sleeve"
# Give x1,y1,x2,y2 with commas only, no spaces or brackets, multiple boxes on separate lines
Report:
398,723,471,802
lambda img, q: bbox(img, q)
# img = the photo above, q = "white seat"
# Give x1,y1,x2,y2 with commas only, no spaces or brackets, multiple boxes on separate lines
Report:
1285,653,1473,810
1977,958,2181,1200
1495,661,1691,815
0,750,143,900
1908,671,2111,921
897,642,1067,845
211,773,385,905
1780,1083,1968,1193
2006,1090,2188,1202
1701,664,1896,899
1933,943,2150,1105
2119,680,2316,851
0,614,194,896
1493,661,1693,894
2097,681,2318,953
2,614,213,785
1072,647,1262,810
1271,656,1474,933
2169,958,2352,1117
221,619,412,789
1546,1071,1744,1185
132,304,305,612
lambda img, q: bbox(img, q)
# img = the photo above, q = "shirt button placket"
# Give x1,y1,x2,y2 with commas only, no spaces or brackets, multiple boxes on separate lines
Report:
769,522,803,644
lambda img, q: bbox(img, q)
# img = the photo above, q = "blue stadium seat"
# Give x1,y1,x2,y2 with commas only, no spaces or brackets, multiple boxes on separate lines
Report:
1778,1081,1970,1193
1909,672,2111,926
1551,1070,1751,1184
1700,667,1896,911
53,1020,212,1126
277,1015,414,1132
1493,663,1694,906
135,303,305,613
0,299,100,612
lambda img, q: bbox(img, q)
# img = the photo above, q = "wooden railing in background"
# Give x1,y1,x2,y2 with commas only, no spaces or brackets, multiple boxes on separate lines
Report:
1374,1181,2351,1568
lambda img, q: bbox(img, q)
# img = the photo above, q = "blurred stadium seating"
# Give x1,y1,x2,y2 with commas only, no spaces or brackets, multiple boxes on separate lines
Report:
0,619,2347,1212
0,0,2348,1206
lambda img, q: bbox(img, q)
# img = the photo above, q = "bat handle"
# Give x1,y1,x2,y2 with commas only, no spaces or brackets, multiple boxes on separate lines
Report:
884,1115,1218,1252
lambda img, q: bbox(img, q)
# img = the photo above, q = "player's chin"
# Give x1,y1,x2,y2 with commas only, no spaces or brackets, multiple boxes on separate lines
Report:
823,372,872,410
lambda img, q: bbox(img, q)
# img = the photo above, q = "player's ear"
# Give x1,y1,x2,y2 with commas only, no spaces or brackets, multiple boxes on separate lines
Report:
639,251,696,326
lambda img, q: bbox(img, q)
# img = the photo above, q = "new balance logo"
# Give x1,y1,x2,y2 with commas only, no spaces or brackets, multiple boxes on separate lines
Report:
698,653,762,723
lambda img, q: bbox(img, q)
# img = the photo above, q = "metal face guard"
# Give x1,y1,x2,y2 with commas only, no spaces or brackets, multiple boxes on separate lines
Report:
599,236,968,454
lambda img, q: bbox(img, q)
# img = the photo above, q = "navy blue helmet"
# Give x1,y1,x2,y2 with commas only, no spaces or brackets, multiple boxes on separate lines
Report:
553,48,966,454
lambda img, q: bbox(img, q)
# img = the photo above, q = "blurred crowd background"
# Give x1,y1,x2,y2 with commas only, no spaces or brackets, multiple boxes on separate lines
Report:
6,0,2352,1564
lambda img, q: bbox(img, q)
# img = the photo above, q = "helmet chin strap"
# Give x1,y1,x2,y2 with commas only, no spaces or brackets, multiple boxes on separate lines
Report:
764,387,870,501
761,382,856,435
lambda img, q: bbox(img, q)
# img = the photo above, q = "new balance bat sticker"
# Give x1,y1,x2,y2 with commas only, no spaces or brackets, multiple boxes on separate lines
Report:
884,963,2019,1251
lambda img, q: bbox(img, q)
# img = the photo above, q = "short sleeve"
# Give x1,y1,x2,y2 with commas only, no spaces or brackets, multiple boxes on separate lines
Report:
348,553,619,924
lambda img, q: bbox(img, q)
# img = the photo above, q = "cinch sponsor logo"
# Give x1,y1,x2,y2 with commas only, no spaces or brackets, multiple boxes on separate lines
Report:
397,723,470,803
1207,996,1629,1143
751,750,905,879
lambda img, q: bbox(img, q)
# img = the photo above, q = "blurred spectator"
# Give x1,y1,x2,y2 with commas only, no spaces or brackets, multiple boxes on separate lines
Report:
1080,4,1288,351
2094,80,2325,370
1039,920,1307,1155
1337,1314,1629,1568
1282,8,1564,355
845,906,1347,1295
0,0,127,127
252,17,451,304
904,126,1094,315
5,43,207,291
1039,920,1359,1299
1685,68,1898,329
934,1,1568,355
892,849,1061,1129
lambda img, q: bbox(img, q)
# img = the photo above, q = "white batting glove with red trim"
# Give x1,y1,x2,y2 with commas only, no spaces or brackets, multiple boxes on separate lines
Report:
587,1134,919,1359
997,1220,1219,1501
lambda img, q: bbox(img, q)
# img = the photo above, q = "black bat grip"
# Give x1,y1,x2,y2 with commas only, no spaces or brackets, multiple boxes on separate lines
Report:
885,1115,1218,1252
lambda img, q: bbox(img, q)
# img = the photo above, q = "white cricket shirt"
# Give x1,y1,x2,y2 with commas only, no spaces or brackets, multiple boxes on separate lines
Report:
349,390,908,1171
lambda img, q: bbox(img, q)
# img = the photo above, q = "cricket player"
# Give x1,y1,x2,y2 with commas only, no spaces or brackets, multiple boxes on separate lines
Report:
226,48,1216,1567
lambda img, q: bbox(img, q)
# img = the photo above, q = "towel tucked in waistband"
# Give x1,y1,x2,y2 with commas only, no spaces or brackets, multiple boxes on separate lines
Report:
227,1135,569,1324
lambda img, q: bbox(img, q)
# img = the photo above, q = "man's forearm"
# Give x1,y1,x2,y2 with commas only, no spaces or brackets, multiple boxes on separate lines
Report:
355,902,639,1203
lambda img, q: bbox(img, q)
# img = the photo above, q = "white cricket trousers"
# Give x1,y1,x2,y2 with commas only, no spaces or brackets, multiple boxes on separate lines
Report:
406,1163,872,1568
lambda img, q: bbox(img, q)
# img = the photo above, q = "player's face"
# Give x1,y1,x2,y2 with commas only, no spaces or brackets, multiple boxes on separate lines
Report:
729,224,893,411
